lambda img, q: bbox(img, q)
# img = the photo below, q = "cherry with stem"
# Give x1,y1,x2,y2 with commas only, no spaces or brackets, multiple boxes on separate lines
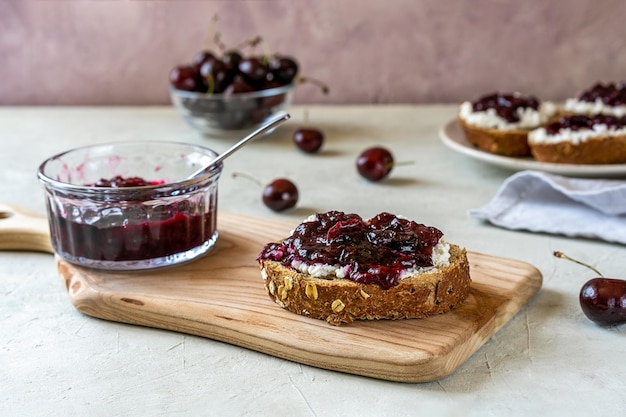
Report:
356,146,413,182
233,172,298,212
554,251,626,326
293,109,324,154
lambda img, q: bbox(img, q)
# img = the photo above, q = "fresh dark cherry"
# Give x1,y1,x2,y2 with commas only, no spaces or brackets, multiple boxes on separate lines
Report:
580,278,626,326
262,178,299,212
577,81,626,106
169,65,204,92
199,58,233,93
545,114,626,135
223,75,256,94
238,57,269,88
356,147,394,182
268,55,299,84
257,211,443,289
222,50,243,71
192,50,218,70
293,128,324,153
554,251,626,326
472,92,539,123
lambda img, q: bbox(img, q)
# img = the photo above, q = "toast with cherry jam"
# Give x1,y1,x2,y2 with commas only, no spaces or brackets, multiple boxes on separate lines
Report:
257,211,471,325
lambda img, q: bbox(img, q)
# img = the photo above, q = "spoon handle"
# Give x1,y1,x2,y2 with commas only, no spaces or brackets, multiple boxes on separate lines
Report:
188,111,291,179
0,203,53,253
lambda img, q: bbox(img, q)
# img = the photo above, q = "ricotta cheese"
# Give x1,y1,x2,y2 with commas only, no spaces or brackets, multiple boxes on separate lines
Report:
529,124,626,145
564,98,626,118
459,100,556,130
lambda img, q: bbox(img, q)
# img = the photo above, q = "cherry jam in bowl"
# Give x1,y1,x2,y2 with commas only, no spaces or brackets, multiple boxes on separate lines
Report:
37,141,222,270
169,82,294,137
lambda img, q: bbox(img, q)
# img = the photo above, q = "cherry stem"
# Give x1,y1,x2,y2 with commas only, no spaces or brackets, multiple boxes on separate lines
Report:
389,161,415,167
233,36,263,53
260,39,272,65
232,172,262,188
204,13,220,50
205,74,215,95
303,109,310,126
553,251,604,277
297,76,330,95
213,31,227,53
388,160,415,169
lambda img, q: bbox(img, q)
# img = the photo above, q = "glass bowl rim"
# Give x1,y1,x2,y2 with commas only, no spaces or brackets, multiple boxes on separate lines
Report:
168,82,296,101
37,140,223,195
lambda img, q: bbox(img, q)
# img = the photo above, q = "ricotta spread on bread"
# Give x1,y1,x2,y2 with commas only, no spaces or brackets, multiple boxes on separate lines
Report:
459,100,556,130
564,98,626,118
529,123,626,145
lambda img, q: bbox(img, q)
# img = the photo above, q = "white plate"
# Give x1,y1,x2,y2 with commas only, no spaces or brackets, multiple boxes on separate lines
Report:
438,119,626,178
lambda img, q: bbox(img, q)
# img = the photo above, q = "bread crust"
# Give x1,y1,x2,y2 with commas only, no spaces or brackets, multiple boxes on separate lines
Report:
458,116,532,157
259,244,471,325
529,134,626,164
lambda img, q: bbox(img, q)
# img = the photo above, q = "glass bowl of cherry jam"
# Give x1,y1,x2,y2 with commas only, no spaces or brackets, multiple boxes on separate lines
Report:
169,82,295,137
37,141,222,270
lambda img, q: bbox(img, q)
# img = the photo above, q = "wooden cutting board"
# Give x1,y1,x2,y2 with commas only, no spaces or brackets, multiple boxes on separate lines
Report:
1,204,542,382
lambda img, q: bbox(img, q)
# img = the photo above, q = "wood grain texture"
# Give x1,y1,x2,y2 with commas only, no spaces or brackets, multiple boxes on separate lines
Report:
0,203,53,253
56,212,542,383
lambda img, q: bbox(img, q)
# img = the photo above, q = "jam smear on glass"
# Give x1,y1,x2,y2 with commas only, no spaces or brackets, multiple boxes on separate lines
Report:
472,92,539,123
577,82,626,106
257,211,444,290
545,114,626,135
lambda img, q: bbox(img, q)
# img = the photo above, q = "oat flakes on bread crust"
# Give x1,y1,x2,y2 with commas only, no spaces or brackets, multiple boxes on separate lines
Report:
259,244,471,326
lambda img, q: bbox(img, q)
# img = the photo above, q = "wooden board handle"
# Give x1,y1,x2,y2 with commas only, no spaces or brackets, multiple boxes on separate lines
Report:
0,203,53,253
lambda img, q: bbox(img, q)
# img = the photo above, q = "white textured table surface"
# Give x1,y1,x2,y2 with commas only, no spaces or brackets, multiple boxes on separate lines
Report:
1,105,625,416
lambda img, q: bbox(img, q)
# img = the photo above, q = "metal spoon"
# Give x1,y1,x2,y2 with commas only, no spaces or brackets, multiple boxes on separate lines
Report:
187,111,291,179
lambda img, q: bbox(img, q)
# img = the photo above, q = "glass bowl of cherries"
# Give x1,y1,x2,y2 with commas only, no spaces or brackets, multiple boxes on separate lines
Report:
37,141,222,270
169,48,298,137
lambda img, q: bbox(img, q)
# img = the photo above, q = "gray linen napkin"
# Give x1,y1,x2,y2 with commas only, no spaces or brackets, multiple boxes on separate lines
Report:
468,170,626,244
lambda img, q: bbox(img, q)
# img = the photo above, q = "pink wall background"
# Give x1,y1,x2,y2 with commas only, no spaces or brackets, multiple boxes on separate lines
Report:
2,0,626,106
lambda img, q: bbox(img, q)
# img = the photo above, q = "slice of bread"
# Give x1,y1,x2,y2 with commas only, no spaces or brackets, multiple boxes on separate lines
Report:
528,114,626,164
529,135,626,164
259,243,471,326
458,116,532,157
